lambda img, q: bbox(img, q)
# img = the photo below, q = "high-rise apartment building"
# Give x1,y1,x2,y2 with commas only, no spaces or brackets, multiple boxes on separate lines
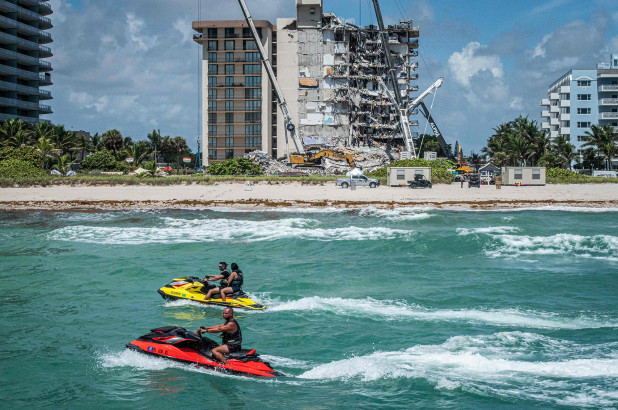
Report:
540,54,618,157
0,0,53,123
193,0,418,165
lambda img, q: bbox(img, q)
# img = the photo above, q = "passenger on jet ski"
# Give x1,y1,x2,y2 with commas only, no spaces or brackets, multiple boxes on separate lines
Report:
197,307,241,365
219,262,243,302
202,262,231,299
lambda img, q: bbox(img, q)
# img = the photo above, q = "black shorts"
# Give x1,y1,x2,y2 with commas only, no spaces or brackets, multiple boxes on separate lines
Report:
226,344,241,353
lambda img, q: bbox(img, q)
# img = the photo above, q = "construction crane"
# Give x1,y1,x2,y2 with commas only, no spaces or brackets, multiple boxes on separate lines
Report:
237,0,305,157
371,0,417,158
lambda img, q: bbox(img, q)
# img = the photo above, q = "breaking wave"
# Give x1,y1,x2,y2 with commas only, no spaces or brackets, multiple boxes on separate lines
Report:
456,226,520,236
486,233,618,261
265,296,617,329
298,332,618,407
48,217,415,244
358,206,434,221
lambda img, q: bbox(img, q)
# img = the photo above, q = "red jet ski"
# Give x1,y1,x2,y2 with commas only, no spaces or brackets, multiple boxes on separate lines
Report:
126,326,283,378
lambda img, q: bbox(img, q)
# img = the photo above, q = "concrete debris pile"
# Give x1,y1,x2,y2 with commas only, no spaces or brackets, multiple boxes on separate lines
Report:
245,147,393,175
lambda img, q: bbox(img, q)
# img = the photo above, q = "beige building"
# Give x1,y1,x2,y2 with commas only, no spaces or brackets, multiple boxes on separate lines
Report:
193,0,419,165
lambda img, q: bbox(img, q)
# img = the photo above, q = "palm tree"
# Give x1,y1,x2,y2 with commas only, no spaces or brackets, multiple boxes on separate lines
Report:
1,119,34,147
90,133,103,152
75,135,91,161
583,124,617,170
33,137,59,169
123,141,150,166
552,135,577,169
147,129,162,162
102,129,123,153
51,125,78,158
53,154,77,176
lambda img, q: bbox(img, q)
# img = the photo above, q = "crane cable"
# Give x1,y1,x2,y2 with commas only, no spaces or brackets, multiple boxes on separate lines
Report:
418,85,439,156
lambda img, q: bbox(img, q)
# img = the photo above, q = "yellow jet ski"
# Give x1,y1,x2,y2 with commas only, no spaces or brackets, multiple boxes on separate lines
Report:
158,276,266,310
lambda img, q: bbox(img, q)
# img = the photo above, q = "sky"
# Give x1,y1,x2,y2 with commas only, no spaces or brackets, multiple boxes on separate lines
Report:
47,0,618,154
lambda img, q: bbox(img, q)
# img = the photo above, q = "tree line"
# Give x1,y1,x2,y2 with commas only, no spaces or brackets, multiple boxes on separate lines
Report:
0,119,194,173
480,116,617,170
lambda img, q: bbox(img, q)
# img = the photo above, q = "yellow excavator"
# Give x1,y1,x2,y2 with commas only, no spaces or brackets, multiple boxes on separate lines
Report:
290,150,356,170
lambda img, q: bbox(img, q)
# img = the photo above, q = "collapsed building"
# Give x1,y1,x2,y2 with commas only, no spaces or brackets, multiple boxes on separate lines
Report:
193,0,419,168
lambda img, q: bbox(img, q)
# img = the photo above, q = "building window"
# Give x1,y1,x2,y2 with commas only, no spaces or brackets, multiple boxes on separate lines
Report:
208,125,217,136
577,107,591,115
577,94,591,101
208,137,217,147
245,88,261,99
245,112,260,122
225,137,234,147
532,169,541,180
207,40,218,51
208,76,217,87
225,125,234,135
225,28,235,38
225,52,234,62
208,52,217,62
245,76,261,87
208,89,216,99
577,135,587,142
225,100,234,111
225,40,235,50
225,88,234,99
577,80,591,87
245,125,261,135
225,149,234,159
243,64,261,74
242,27,261,38
225,64,234,74
245,100,261,111
245,137,261,147
225,76,234,86
246,52,260,62
577,122,591,128
208,113,217,124
208,100,217,110
207,28,218,38
208,149,217,160
243,40,257,50
208,64,218,75
514,169,522,180
225,113,234,123
396,170,405,180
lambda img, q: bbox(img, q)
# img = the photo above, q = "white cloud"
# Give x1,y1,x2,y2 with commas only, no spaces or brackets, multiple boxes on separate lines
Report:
546,56,579,72
173,17,194,43
531,33,552,58
127,13,157,51
530,0,572,15
448,42,504,87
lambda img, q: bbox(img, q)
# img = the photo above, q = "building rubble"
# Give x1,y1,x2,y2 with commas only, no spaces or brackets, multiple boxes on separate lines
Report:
245,146,394,175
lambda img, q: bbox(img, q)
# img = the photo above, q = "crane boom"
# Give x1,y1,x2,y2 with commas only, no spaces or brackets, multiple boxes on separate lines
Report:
237,0,305,155
417,101,455,162
371,0,416,158
407,77,443,115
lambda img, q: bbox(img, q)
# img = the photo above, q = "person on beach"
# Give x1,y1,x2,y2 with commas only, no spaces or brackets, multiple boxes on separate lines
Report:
219,262,243,301
196,307,242,365
203,262,230,299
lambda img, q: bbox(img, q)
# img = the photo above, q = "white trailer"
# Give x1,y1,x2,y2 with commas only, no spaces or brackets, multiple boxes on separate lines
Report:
386,167,431,186
500,167,546,185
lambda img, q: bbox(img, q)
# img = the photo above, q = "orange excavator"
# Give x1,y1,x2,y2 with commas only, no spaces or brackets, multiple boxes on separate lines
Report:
290,150,356,170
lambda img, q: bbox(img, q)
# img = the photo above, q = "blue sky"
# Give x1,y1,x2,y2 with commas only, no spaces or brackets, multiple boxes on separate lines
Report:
47,0,618,154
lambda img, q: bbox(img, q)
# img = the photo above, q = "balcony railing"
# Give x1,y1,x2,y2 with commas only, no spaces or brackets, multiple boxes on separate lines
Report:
600,112,618,119
0,96,48,110
598,85,618,92
599,98,618,106
541,98,550,106
207,107,261,112
0,63,41,80
208,96,261,100
0,79,51,97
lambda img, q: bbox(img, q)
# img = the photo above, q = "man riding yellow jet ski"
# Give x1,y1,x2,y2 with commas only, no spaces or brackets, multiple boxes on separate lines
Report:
158,262,265,310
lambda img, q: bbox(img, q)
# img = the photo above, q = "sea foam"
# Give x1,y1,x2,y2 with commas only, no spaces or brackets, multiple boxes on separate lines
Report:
265,296,617,329
298,332,618,407
48,217,415,244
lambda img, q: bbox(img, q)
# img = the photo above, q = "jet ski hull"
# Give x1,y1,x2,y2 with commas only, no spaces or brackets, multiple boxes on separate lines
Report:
158,276,266,310
126,326,283,378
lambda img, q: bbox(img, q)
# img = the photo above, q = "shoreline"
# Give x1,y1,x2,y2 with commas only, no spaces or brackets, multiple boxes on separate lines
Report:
0,182,617,211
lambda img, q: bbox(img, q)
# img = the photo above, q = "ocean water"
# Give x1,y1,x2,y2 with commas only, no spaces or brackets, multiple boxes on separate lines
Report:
1,206,617,409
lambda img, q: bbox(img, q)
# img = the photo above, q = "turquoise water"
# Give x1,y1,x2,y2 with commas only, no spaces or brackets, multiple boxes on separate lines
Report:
1,206,617,408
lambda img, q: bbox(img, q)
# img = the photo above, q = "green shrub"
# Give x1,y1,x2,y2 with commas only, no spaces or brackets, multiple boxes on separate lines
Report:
0,158,47,179
431,168,455,183
80,150,126,171
0,146,42,167
368,158,456,179
207,158,263,176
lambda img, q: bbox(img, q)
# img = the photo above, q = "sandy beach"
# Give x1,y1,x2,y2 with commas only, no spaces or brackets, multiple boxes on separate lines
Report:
1,182,617,210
